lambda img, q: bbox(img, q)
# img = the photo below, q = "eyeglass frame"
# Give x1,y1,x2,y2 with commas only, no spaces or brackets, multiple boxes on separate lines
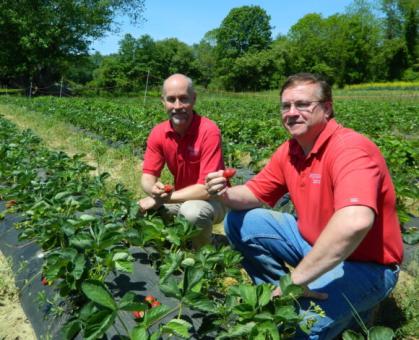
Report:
280,100,325,113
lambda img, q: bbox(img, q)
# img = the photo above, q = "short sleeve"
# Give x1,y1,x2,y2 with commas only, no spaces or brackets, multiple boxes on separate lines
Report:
142,127,165,177
246,147,288,207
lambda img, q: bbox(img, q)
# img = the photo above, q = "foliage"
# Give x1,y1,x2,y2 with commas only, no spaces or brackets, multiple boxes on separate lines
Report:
0,115,320,338
215,5,272,59
0,0,145,87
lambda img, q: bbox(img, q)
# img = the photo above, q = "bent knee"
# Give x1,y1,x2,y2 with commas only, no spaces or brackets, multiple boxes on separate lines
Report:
178,200,213,227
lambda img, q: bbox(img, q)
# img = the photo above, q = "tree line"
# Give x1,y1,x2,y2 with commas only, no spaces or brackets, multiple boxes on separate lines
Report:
0,0,417,92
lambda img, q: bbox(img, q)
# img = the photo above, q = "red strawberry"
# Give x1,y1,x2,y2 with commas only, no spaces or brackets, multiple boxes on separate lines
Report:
41,277,49,286
132,311,144,319
144,295,156,304
163,184,173,193
151,300,161,308
223,168,236,179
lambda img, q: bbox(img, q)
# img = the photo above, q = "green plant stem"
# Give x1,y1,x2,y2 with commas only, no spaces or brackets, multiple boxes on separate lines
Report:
177,302,183,319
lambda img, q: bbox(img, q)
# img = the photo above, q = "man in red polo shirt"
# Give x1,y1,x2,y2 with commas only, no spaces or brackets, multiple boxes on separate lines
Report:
205,73,403,338
138,73,226,248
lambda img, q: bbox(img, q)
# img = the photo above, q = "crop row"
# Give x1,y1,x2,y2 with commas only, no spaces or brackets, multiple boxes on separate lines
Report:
0,94,417,221
0,115,326,339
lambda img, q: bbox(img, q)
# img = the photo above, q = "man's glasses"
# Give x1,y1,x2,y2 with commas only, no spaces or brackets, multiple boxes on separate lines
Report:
280,100,324,113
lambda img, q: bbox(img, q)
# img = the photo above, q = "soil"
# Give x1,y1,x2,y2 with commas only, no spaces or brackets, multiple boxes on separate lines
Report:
0,250,36,339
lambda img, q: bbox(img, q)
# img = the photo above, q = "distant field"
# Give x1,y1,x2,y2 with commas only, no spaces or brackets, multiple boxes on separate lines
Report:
0,88,417,217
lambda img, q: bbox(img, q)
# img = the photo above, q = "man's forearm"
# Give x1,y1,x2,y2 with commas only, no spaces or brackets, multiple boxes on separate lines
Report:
169,184,210,203
219,185,262,210
141,174,158,196
291,205,374,286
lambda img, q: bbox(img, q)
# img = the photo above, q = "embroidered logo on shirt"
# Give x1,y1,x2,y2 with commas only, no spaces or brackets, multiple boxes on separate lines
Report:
309,173,321,184
187,146,199,157
349,197,359,203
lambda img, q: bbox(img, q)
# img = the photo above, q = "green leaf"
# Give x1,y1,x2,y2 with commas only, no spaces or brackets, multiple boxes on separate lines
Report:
115,260,133,272
143,304,173,328
166,227,181,245
256,283,272,307
81,280,117,311
368,326,394,340
118,292,147,311
72,254,85,280
131,326,148,340
273,305,299,322
279,274,303,298
79,302,97,322
159,251,183,283
61,319,81,340
232,303,255,318
253,312,275,321
160,276,181,299
54,191,72,200
161,319,192,338
183,266,204,292
84,310,116,340
79,214,97,222
216,322,256,339
239,284,258,308
183,291,217,312
70,233,94,249
253,320,280,340
342,329,364,340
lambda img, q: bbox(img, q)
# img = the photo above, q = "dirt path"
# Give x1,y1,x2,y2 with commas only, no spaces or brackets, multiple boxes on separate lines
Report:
0,250,36,339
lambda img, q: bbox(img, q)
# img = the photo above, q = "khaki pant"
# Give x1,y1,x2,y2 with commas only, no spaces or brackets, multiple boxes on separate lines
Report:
159,199,227,249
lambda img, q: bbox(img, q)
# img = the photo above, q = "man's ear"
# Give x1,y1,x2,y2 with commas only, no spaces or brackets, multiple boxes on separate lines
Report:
324,101,333,118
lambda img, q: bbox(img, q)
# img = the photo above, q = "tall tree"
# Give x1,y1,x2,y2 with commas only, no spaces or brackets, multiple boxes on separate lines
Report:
0,0,145,87
192,29,218,87
214,5,272,90
216,6,272,59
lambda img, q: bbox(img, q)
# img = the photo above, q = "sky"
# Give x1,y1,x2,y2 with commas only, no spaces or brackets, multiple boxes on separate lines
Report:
90,0,355,55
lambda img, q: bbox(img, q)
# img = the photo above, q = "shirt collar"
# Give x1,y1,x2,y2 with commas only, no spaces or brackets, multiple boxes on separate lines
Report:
289,119,341,159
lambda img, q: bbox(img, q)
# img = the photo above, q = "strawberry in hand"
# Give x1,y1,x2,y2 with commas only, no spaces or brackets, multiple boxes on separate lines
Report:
223,168,236,179
163,184,173,193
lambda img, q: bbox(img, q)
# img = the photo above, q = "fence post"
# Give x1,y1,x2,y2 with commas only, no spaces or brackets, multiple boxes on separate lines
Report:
143,69,150,106
59,76,63,97
29,82,32,98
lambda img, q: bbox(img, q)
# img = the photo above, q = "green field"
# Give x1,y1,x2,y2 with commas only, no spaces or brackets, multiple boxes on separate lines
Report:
0,88,418,339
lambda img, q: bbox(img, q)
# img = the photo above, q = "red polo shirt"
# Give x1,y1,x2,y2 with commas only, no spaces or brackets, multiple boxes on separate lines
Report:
143,113,225,190
246,119,403,265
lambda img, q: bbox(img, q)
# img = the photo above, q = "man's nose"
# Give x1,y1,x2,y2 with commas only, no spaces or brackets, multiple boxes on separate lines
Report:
173,98,183,109
283,105,299,117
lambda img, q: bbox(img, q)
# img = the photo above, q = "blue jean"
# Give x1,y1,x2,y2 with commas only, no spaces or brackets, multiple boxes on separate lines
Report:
224,208,400,340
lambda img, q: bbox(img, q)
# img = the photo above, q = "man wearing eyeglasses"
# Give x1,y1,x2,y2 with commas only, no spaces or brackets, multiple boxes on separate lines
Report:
139,73,227,248
205,73,403,338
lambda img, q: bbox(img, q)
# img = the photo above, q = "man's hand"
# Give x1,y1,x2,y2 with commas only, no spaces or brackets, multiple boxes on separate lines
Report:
150,182,172,200
272,285,328,300
205,170,228,196
138,196,162,212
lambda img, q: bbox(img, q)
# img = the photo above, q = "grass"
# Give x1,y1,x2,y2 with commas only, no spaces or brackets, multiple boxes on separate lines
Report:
0,103,149,198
